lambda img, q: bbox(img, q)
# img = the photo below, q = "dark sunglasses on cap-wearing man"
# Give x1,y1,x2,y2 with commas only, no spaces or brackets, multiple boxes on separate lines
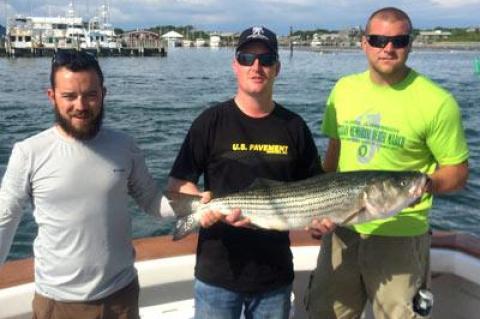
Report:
366,34,411,49
236,52,278,67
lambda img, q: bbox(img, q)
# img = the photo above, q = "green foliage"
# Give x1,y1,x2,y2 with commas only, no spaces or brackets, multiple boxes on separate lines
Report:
420,28,480,42
411,29,420,37
448,29,480,42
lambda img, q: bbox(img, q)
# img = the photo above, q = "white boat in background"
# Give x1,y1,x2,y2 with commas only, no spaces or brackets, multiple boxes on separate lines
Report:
209,34,222,48
82,4,121,50
195,38,207,47
182,39,194,48
6,1,120,51
1,231,479,319
310,33,323,48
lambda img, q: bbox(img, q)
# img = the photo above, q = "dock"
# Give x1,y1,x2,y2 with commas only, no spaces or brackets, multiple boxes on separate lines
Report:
0,42,167,58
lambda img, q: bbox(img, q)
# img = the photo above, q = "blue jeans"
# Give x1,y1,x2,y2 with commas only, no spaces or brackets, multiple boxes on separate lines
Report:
194,279,292,319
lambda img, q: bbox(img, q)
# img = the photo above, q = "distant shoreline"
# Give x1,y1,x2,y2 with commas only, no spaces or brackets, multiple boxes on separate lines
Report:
282,42,480,53
1,42,479,58
414,42,480,50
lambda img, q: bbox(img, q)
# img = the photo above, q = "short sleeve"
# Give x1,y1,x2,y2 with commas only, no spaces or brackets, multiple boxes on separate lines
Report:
169,110,213,183
426,95,469,165
297,120,323,178
321,84,339,139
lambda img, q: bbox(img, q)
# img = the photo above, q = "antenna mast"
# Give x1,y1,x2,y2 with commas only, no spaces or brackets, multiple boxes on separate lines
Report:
4,0,7,26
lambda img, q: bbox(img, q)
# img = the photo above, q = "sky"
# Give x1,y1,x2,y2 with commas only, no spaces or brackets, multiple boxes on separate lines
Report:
1,0,480,34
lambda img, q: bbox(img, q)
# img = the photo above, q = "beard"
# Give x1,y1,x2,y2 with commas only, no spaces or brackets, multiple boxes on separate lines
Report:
54,103,104,141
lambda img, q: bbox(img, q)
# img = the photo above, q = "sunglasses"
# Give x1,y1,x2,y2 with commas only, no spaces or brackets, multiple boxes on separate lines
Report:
366,35,411,49
236,52,278,67
52,50,98,66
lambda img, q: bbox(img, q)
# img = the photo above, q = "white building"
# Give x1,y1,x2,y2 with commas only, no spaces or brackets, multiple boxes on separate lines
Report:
161,30,184,47
310,33,342,47
417,30,452,43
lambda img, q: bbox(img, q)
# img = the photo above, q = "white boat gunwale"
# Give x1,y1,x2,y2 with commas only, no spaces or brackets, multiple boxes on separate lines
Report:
1,231,479,289
1,231,479,319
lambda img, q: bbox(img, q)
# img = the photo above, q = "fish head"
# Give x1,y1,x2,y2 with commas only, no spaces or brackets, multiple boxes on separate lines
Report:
359,171,428,222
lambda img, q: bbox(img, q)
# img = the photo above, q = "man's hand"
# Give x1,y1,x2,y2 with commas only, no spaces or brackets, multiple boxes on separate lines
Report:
306,218,336,240
409,176,433,208
424,176,433,194
198,192,251,228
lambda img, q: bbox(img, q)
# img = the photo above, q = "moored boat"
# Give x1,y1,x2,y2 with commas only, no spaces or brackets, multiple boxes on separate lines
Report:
5,1,121,54
1,231,479,319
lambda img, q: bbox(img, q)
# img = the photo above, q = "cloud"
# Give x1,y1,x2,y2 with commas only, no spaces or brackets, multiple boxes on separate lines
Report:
1,0,478,32
259,0,316,5
176,0,219,5
430,0,480,7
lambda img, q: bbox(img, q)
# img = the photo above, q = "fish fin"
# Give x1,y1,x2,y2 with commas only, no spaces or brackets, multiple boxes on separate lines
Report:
164,191,202,218
172,215,199,241
212,178,282,197
340,207,366,225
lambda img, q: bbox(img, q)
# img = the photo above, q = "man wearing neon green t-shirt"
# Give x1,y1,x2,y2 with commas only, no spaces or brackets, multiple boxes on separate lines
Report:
305,7,469,319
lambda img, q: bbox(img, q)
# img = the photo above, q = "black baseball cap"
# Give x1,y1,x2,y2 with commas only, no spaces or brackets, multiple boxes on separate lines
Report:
236,26,278,56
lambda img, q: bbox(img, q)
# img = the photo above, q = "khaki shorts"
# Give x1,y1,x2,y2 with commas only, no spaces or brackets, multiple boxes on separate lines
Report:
304,227,431,319
32,278,140,319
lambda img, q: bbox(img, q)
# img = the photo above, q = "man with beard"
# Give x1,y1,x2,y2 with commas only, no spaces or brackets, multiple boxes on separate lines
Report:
0,50,178,319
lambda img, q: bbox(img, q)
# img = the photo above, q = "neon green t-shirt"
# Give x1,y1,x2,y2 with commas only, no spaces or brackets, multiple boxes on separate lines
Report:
322,70,469,236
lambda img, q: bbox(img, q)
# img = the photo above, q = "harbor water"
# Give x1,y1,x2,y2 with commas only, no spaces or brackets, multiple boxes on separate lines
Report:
1,47,479,261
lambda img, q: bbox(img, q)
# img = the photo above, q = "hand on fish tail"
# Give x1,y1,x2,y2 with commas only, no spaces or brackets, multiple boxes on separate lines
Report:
165,191,248,240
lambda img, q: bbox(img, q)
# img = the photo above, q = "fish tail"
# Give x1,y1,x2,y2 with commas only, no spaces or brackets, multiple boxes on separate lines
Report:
173,215,199,241
164,191,202,240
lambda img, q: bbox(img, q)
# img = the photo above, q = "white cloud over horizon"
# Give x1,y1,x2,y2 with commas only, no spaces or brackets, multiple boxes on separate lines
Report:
2,0,479,34
431,0,480,7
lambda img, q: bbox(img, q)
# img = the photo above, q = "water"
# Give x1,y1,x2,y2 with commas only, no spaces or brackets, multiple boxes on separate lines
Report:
1,47,479,261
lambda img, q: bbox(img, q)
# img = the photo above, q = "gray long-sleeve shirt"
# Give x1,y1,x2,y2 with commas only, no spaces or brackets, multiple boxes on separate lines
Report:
0,126,172,301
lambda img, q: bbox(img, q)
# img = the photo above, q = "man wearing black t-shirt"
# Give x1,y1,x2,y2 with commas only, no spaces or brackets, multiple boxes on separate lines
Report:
167,26,325,319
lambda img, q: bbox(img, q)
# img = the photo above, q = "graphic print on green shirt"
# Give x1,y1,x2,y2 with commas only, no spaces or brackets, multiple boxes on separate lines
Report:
321,70,469,236
338,113,407,165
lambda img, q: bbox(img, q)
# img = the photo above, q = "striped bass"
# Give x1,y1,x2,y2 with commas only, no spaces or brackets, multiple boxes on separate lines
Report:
166,170,428,240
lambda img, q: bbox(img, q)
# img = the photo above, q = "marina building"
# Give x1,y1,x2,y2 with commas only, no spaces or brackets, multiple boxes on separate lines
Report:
161,30,183,47
416,30,452,44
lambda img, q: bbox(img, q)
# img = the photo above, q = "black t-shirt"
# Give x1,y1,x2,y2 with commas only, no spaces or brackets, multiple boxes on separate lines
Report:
170,99,322,293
